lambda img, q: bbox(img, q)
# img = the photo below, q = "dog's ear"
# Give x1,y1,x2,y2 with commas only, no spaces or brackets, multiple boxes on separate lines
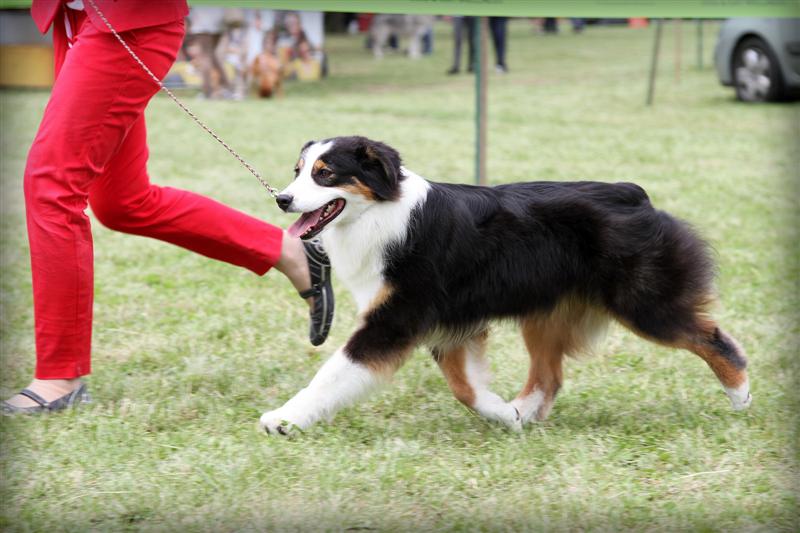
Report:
354,138,402,201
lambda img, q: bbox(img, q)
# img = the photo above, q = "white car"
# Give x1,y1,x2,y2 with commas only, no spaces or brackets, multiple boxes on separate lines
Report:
714,18,800,102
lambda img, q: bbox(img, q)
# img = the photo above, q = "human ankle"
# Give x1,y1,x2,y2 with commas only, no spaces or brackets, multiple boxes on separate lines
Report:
4,378,83,408
31,378,82,395
275,233,311,295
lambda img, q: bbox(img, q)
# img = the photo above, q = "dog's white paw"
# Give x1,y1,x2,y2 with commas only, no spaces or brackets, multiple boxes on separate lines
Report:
499,403,523,432
259,409,302,436
725,380,752,411
474,393,523,431
733,392,753,411
511,390,546,424
510,398,530,425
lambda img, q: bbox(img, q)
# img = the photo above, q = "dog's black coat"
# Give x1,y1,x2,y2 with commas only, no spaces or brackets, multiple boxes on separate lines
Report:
399,181,714,336
337,138,718,365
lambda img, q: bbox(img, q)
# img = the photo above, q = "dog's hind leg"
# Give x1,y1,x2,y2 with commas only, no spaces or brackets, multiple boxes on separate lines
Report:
435,331,522,431
512,302,607,423
661,319,751,410
616,309,751,411
510,317,566,424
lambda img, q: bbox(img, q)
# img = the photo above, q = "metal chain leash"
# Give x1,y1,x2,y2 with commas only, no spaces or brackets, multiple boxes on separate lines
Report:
85,0,280,198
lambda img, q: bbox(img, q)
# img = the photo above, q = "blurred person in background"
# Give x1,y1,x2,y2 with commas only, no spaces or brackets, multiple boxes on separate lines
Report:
186,6,229,98
219,9,248,99
285,37,321,81
273,11,324,80
447,16,509,74
447,15,475,74
489,17,508,73
540,17,586,34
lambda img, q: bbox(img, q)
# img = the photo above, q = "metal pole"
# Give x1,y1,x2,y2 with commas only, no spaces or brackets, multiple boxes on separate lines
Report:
646,19,663,106
474,17,487,185
696,19,704,69
675,19,682,83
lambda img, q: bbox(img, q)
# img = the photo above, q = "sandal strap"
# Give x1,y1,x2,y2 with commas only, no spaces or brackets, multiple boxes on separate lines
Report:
18,388,49,407
298,284,322,299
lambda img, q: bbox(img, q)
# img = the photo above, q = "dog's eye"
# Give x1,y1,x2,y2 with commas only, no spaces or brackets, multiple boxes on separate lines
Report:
317,168,331,179
293,166,300,177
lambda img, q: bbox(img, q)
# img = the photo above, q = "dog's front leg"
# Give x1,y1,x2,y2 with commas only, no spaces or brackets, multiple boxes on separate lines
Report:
259,347,387,435
261,292,424,435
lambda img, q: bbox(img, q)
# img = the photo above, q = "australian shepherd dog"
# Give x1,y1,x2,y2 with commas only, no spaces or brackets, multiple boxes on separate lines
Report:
260,136,751,435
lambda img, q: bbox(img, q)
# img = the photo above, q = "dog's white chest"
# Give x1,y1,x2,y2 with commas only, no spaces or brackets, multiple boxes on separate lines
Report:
323,230,386,312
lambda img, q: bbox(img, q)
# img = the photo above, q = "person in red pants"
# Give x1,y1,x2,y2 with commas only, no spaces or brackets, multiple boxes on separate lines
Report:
3,0,334,413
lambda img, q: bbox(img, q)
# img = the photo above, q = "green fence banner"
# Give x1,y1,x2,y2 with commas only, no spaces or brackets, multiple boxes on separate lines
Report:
1,0,798,17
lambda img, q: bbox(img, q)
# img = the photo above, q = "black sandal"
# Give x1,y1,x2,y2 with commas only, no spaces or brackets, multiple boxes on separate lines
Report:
1,382,90,415
299,239,334,346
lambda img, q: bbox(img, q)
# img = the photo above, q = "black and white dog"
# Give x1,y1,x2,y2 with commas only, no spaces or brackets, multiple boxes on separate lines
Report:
261,136,751,435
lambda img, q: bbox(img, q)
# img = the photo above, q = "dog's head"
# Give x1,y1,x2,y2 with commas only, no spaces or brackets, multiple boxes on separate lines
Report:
277,136,403,240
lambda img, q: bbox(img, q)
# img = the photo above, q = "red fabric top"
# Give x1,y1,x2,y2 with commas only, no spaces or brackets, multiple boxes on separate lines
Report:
31,0,188,34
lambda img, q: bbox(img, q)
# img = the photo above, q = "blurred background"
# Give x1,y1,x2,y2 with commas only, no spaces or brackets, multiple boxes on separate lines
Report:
2,8,796,103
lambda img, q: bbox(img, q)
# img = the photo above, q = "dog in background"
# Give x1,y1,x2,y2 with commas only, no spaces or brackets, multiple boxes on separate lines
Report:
249,49,283,98
369,15,435,59
262,136,751,435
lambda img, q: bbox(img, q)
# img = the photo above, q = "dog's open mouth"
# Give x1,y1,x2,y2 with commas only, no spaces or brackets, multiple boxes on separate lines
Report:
288,199,346,240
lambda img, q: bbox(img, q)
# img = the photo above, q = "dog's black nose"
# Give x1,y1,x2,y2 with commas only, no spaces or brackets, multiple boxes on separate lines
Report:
276,193,293,212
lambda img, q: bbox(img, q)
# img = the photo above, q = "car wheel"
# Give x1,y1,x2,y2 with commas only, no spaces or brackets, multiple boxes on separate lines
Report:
732,36,785,102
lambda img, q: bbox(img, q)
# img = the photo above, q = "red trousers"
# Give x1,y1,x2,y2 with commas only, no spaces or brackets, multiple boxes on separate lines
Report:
24,8,283,379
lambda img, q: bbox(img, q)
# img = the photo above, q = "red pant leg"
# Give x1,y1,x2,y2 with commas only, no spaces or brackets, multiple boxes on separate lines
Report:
25,14,283,380
88,114,283,274
24,15,181,379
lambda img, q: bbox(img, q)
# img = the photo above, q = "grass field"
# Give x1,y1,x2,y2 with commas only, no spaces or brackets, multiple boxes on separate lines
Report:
1,19,798,531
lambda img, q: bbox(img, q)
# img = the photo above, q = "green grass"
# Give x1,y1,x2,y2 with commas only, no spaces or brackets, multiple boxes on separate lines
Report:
1,20,798,531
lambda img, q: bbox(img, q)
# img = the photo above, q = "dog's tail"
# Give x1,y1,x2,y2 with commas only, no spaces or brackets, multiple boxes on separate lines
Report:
601,204,717,344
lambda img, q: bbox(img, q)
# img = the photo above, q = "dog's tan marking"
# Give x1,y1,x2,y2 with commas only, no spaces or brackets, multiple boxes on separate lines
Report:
437,344,475,407
312,159,330,173
355,285,394,331
517,317,566,421
515,297,608,421
680,312,746,387
436,331,520,429
340,179,377,201
363,345,415,378
680,318,748,389
526,296,608,357
354,284,411,377
363,284,393,316
687,339,747,388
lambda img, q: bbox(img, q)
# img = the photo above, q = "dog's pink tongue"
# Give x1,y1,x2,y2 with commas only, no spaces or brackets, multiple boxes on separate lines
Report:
287,208,323,238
